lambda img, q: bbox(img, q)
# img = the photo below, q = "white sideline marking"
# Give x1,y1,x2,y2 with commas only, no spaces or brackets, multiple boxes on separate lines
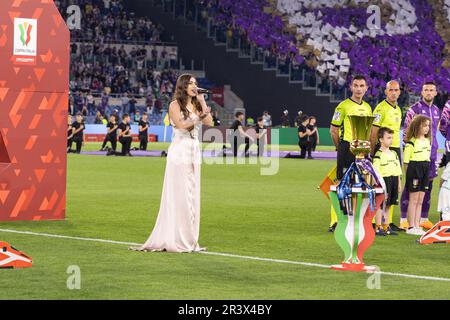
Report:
1,228,450,283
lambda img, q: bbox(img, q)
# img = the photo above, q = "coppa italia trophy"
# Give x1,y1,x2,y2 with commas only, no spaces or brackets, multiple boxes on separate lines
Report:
329,115,386,272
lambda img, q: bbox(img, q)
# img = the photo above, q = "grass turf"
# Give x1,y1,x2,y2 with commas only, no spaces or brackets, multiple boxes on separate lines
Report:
0,144,449,299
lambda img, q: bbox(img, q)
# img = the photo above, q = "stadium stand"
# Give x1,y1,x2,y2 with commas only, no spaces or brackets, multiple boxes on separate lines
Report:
187,0,450,108
57,0,218,124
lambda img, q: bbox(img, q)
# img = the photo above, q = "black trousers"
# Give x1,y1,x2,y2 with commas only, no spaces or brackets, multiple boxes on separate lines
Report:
119,136,132,155
110,137,117,151
337,141,355,180
101,135,108,149
299,141,312,158
72,138,83,154
67,138,72,151
310,136,317,151
139,135,148,150
232,136,250,157
257,140,265,157
102,135,117,151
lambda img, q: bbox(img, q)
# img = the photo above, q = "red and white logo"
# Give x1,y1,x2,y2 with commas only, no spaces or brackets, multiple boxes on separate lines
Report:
13,18,37,65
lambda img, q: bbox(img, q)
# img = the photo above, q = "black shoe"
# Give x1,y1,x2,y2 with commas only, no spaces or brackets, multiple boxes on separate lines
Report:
328,222,337,232
385,227,398,236
389,223,404,232
307,156,314,159
375,228,387,236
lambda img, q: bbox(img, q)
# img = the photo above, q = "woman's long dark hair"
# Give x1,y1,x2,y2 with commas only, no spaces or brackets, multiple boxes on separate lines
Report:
173,74,203,120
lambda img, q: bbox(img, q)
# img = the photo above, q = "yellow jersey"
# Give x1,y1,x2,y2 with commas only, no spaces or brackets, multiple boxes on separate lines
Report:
372,100,402,148
373,149,402,177
403,138,431,163
331,98,373,143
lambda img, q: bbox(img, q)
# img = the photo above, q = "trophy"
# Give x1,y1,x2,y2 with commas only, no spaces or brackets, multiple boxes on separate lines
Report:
328,115,386,272
349,115,375,158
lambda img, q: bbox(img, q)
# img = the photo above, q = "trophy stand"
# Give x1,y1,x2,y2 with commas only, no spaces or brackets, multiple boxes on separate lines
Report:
329,116,386,272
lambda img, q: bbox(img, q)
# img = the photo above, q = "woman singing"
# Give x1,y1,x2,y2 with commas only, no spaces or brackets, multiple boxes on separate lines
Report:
130,74,213,252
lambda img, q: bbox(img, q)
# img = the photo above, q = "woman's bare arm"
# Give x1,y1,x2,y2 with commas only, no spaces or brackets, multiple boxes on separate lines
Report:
196,95,213,126
168,101,196,130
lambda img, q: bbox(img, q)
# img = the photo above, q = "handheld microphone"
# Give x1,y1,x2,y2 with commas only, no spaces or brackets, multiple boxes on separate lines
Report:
196,88,211,94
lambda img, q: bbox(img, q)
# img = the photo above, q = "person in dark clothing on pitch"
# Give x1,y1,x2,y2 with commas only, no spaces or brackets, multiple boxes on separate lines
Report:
105,115,120,156
71,113,85,154
138,112,150,151
118,114,133,156
307,116,319,154
102,115,119,153
298,115,313,159
255,117,267,157
67,115,73,153
230,112,254,157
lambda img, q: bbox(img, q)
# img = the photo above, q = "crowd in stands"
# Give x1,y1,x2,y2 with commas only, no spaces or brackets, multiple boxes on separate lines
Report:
197,0,450,106
59,0,450,128
68,89,170,126
56,0,182,123
56,0,165,43
70,42,179,94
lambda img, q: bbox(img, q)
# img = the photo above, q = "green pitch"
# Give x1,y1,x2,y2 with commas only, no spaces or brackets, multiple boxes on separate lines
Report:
0,142,449,299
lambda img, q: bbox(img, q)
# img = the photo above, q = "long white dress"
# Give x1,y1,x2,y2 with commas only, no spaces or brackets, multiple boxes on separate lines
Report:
137,110,204,252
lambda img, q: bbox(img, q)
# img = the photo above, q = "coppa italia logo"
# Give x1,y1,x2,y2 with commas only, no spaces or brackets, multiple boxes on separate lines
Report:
19,21,33,46
13,18,37,59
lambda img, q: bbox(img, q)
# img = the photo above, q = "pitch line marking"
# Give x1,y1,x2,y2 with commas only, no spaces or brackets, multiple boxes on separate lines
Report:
0,228,449,283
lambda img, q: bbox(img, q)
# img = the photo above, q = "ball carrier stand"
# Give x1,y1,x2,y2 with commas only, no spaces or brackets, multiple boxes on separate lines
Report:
328,116,386,272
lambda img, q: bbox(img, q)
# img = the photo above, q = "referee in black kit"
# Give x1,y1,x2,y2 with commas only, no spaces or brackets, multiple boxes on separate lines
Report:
118,114,133,156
